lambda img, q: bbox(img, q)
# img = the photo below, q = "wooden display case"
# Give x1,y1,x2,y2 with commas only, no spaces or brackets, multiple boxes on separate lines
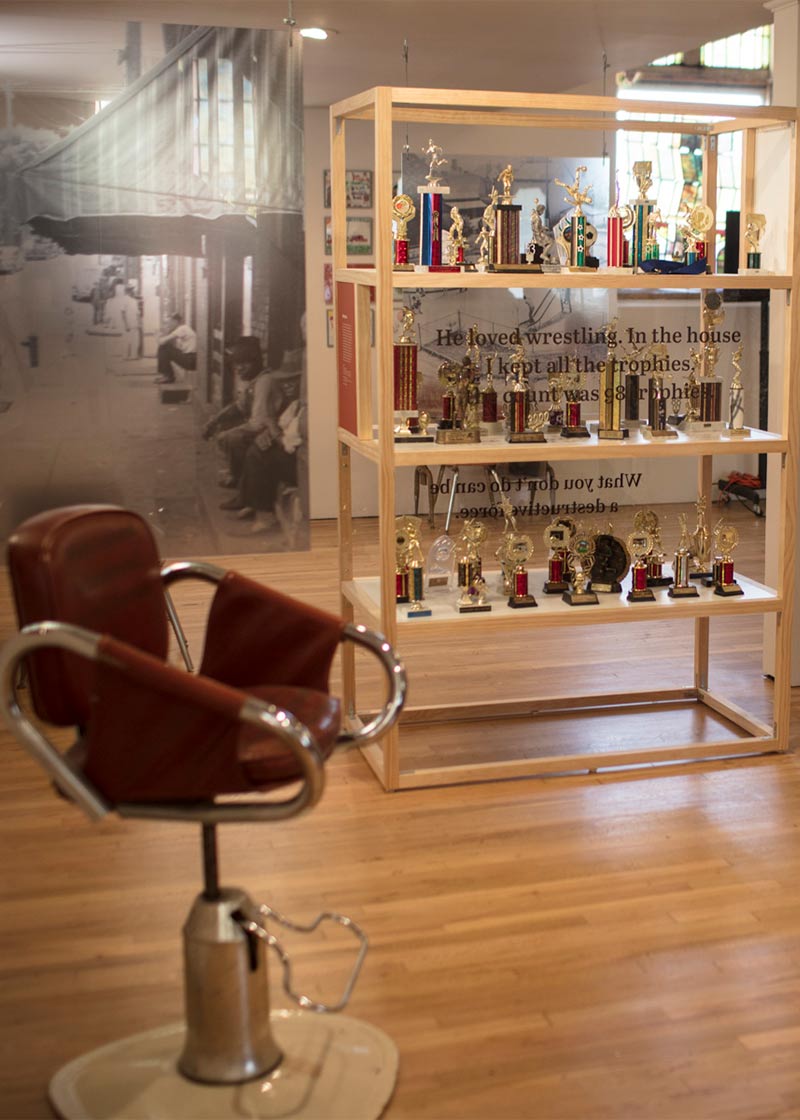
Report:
330,86,799,791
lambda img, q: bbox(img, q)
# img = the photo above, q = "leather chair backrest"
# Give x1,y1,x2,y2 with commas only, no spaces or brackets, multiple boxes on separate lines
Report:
8,505,169,726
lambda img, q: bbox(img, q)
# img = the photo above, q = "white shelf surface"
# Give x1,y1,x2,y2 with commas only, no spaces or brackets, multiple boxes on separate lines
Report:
343,567,780,630
334,267,793,291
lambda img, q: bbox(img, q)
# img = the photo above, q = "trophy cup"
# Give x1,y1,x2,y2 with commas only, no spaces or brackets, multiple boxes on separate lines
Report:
395,515,431,616
507,533,538,608
588,529,630,593
418,139,450,269
543,517,574,593
633,509,672,586
708,522,744,596
554,166,598,271
668,515,700,598
560,357,590,438
630,161,655,270
598,317,628,440
626,530,656,602
745,213,766,271
392,194,416,271
456,519,491,613
607,178,633,268
727,343,749,437
475,188,498,271
563,525,599,605
446,205,466,270
678,202,715,270
688,496,713,580
642,345,677,440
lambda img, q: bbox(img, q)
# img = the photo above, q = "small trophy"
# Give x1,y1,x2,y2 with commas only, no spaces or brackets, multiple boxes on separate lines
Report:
607,177,633,268
447,205,466,269
507,534,538,608
543,517,574,593
480,358,503,435
630,161,655,270
598,318,628,440
496,495,519,595
589,530,630,593
563,525,599,605
678,202,714,270
456,519,491,613
642,345,677,440
682,348,702,426
688,496,713,580
419,139,450,269
744,213,766,271
392,194,416,271
395,515,431,616
626,530,656,602
554,166,598,271
644,207,665,261
526,198,558,272
559,357,590,438
708,522,744,596
668,515,700,598
633,509,672,586
727,343,748,437
475,187,498,271
547,368,564,430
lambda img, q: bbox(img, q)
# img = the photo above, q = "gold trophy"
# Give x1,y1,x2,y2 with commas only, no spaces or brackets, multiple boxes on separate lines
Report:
506,533,538,608
678,201,714,270
563,525,599,605
682,292,725,432
543,517,574,593
642,344,677,440
668,515,700,598
554,166,598,271
394,306,430,441
559,356,590,438
687,496,713,579
475,187,498,271
633,509,672,587
504,342,547,443
727,343,748,437
392,194,416,271
630,161,654,270
626,530,656,602
447,205,466,268
589,529,630,594
419,139,450,269
496,495,519,596
598,317,628,440
526,198,558,271
490,164,522,268
436,328,482,444
456,518,491,613
395,515,431,617
745,213,766,270
708,522,744,596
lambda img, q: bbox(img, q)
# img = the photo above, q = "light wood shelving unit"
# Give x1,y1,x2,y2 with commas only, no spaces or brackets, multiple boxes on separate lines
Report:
330,87,799,791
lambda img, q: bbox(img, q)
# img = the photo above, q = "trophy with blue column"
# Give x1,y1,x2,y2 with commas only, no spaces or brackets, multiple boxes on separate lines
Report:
418,139,450,269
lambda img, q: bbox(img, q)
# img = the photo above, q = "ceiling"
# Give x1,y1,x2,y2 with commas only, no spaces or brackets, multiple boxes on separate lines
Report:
0,0,774,110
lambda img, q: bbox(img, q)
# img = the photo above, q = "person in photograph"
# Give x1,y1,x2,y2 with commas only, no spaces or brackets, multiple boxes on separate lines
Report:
203,335,269,490
154,311,197,384
121,285,141,359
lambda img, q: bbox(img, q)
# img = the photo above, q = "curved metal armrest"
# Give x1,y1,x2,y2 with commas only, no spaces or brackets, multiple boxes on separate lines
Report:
0,621,326,826
159,560,227,672
337,623,407,749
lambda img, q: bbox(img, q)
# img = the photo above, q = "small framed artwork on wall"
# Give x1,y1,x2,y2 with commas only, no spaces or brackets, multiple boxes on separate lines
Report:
325,216,373,256
323,169,373,209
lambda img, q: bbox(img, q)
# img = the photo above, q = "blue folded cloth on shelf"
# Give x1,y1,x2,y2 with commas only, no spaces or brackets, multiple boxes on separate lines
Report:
639,259,708,275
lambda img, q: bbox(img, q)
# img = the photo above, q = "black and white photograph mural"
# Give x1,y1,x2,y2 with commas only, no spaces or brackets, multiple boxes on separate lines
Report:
0,22,308,555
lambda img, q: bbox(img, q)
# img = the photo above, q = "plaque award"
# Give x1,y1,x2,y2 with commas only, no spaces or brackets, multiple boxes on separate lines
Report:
607,178,633,267
630,161,655,270
708,522,744,596
626,530,656,602
727,343,748,437
392,194,416,271
418,139,450,268
456,519,491,613
395,515,431,616
669,516,699,598
554,166,598,271
543,517,574,593
598,318,629,439
563,526,599,606
633,509,672,586
589,530,630,593
745,213,766,271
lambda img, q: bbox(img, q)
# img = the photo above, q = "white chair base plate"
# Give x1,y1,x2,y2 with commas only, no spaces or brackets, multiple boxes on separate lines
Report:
49,1009,398,1120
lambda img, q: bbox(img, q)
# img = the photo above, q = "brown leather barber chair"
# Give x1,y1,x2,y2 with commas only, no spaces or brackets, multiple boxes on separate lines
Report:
0,505,406,1120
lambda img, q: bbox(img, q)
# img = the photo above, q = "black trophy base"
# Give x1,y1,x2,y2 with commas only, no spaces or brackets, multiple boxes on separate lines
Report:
597,427,629,440
668,584,699,598
561,425,590,439
562,589,599,606
589,581,621,594
714,582,744,597
458,603,492,614
690,570,713,581
543,580,569,594
396,595,410,605
506,431,546,443
627,588,656,602
508,595,538,608
647,576,674,588
407,605,433,617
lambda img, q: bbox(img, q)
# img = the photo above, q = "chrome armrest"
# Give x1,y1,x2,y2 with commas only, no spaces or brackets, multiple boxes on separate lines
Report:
337,623,407,748
0,620,325,826
159,560,227,672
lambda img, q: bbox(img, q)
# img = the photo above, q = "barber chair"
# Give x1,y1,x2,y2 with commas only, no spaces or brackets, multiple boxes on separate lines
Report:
0,505,406,1120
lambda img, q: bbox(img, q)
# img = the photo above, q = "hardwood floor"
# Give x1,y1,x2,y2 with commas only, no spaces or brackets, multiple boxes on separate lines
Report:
1,506,798,1119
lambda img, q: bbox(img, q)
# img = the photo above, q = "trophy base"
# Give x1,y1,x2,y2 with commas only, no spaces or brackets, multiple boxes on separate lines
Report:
541,264,563,274
627,588,656,602
647,576,673,588
435,428,481,444
429,265,462,273
561,426,590,439
589,581,621,594
508,595,538,609
543,580,569,594
562,589,599,606
668,584,699,598
506,431,546,443
641,426,678,440
566,264,600,273
683,420,725,433
428,576,450,588
714,582,744,597
725,426,751,438
488,262,543,273
597,427,629,440
394,434,435,443
392,264,415,272
407,605,433,618
396,596,409,605
458,603,492,614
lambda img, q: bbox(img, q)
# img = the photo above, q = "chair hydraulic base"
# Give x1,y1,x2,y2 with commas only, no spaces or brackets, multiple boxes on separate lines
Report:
49,1011,399,1120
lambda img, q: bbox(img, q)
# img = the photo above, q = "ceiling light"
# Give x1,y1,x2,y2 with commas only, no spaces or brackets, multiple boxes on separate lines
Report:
300,27,328,40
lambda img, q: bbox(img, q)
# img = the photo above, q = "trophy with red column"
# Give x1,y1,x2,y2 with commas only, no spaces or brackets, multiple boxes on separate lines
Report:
418,139,450,269
392,194,415,271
